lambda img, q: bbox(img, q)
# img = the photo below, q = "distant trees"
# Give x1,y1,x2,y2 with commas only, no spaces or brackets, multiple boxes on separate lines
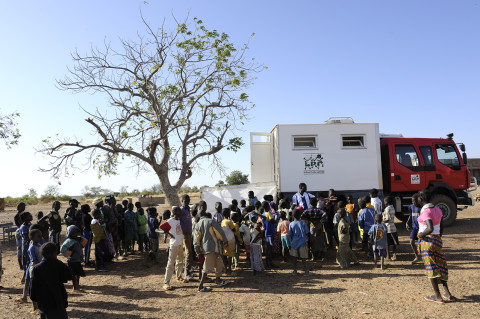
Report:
43,185,61,197
215,180,226,187
226,170,249,185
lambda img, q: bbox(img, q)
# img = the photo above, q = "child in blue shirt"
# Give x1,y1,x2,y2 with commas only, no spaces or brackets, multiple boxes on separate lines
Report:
358,198,377,257
406,193,421,264
289,208,310,275
16,212,32,287
368,214,388,270
17,228,42,313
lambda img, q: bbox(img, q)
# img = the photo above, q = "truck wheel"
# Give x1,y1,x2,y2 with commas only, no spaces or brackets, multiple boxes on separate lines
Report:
431,194,457,226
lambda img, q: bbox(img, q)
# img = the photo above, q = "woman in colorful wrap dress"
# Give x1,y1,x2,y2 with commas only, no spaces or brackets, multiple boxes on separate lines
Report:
415,190,456,304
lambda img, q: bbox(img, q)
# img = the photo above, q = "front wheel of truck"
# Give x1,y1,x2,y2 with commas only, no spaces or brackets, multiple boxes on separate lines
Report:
432,194,457,226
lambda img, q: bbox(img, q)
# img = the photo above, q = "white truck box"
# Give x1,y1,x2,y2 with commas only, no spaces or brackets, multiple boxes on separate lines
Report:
251,121,382,193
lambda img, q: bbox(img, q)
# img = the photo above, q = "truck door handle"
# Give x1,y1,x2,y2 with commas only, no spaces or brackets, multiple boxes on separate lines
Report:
394,175,401,181
436,174,442,179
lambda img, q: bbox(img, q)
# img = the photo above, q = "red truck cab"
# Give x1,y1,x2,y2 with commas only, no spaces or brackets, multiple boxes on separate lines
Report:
381,135,473,225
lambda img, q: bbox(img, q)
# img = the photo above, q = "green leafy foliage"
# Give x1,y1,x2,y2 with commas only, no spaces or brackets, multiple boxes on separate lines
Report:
225,170,249,185
0,110,21,148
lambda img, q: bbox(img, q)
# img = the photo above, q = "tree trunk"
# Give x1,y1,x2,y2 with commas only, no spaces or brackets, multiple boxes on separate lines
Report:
159,177,181,207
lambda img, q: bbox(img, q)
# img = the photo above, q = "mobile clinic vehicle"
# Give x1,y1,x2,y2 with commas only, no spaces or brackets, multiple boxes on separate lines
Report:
249,117,476,226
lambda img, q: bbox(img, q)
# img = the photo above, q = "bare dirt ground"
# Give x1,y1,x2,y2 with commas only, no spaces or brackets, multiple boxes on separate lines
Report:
1,197,479,319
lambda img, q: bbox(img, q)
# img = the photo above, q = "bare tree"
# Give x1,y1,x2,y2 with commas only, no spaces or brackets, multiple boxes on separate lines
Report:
0,109,20,148
38,16,263,206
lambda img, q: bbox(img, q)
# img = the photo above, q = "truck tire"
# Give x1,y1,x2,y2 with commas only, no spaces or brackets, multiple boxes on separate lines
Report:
431,194,457,226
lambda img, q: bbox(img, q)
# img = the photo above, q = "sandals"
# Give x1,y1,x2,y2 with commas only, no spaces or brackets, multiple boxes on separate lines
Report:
198,286,212,292
217,280,230,287
442,295,457,303
424,295,444,304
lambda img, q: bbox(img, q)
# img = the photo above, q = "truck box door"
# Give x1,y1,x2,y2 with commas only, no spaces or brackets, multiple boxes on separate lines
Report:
390,144,427,192
250,133,274,183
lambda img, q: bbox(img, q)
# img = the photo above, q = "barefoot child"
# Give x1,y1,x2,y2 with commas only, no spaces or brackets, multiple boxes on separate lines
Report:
289,208,310,275
406,193,421,264
30,242,72,319
382,195,398,260
368,214,387,270
17,212,32,290
277,211,291,262
17,229,42,312
336,209,359,269
60,225,86,290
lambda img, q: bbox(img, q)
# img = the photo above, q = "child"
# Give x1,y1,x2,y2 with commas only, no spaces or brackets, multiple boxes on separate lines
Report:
124,203,138,254
81,204,94,267
194,212,229,292
250,222,265,275
15,227,23,280
289,208,310,275
14,202,26,227
60,225,86,291
136,203,149,253
221,208,241,274
213,202,224,224
368,214,388,270
162,210,171,243
357,198,377,256
47,201,62,254
406,193,421,264
30,242,72,319
336,209,359,269
346,195,360,244
91,209,109,272
162,206,185,290
382,195,398,260
239,219,251,260
19,229,43,313
370,189,383,214
277,211,291,262
147,207,160,262
35,212,50,242
239,199,247,215
261,202,277,269
17,212,32,288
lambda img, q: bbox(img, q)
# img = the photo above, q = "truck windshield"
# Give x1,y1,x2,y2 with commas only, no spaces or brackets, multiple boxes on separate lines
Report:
436,144,460,169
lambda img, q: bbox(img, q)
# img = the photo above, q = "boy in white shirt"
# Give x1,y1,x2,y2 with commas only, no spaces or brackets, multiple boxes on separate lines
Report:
162,206,185,290
370,188,383,214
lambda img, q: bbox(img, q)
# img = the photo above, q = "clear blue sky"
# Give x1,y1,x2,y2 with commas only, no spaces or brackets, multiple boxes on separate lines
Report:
1,1,479,197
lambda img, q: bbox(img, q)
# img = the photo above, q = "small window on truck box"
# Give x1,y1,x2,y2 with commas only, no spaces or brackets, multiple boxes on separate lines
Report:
342,135,365,148
293,136,317,149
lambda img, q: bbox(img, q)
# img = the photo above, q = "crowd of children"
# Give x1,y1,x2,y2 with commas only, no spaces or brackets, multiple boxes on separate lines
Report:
2,184,430,317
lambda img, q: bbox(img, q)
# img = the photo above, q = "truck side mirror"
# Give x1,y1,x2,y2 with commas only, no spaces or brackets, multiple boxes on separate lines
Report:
463,152,468,165
459,144,466,152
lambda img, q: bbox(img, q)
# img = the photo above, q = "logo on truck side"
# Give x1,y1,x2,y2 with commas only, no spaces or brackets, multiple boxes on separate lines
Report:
304,153,325,174
411,174,420,184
